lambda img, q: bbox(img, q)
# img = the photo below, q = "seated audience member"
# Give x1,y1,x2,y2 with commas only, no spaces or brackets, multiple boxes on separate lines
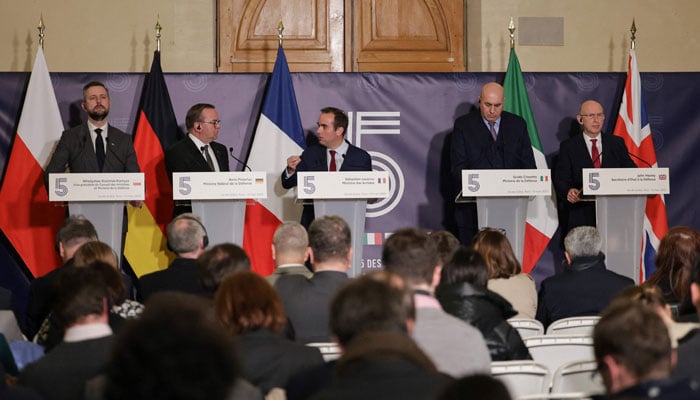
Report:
428,230,461,268
593,300,699,399
303,272,452,400
645,226,700,317
536,226,634,328
672,255,700,383
74,240,136,300
436,246,531,361
100,292,262,400
138,213,208,301
215,271,323,394
1,362,42,400
275,215,351,343
437,374,511,400
267,222,313,286
198,243,251,296
474,228,537,318
24,216,97,339
18,267,114,400
382,227,491,377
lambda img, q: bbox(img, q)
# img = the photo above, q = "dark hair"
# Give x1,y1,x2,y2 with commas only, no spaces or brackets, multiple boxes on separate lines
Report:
52,266,110,327
439,246,489,288
57,216,98,250
382,227,438,287
438,374,512,400
82,81,109,100
214,272,286,334
646,226,700,302
185,103,216,130
330,272,414,346
428,230,460,266
104,293,238,400
320,106,348,134
473,228,521,279
308,215,351,265
197,243,250,294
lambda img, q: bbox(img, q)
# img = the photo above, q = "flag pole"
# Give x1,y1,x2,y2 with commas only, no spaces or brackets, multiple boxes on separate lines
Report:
630,19,636,50
277,21,284,47
155,16,162,52
508,17,515,50
38,16,45,50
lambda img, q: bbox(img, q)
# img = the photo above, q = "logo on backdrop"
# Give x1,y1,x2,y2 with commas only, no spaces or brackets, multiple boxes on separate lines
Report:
347,111,405,218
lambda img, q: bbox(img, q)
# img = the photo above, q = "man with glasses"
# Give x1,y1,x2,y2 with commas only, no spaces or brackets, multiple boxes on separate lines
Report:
554,100,635,233
165,103,230,216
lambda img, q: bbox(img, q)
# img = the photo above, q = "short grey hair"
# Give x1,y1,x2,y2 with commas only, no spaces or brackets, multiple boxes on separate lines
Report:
564,226,603,259
167,213,207,254
272,222,308,258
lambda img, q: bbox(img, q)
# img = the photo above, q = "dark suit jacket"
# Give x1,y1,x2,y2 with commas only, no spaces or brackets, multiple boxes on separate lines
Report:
44,122,139,185
24,261,73,340
450,110,536,182
280,141,372,227
137,257,203,302
554,133,636,230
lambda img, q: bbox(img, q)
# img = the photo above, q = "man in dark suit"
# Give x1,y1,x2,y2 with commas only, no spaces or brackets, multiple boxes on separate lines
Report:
165,103,230,216
281,107,372,228
44,81,140,184
554,100,636,233
450,82,536,243
536,226,634,329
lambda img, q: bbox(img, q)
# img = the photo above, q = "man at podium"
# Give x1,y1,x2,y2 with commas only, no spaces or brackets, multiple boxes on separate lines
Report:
553,100,635,233
450,82,536,243
281,107,372,228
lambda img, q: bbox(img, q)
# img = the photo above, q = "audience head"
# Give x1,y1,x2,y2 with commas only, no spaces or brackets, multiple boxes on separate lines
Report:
439,246,489,288
330,271,415,347
56,216,98,262
473,228,521,279
438,374,512,400
73,240,117,269
308,215,352,270
166,213,208,258
104,292,238,400
593,300,673,394
214,271,286,335
197,243,250,295
382,227,439,289
271,221,309,266
52,266,110,328
564,225,602,261
428,230,460,268
647,226,700,303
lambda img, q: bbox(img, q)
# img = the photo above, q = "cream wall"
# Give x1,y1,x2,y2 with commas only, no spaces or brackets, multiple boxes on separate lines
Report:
1,0,699,72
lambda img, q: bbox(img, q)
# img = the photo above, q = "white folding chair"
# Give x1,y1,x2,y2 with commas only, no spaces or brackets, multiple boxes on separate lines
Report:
524,335,595,378
305,342,342,361
508,318,545,338
546,316,600,336
0,310,25,341
550,360,604,396
491,360,550,399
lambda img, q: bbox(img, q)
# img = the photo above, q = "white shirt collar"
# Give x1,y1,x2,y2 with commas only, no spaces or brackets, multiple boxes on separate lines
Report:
63,322,112,342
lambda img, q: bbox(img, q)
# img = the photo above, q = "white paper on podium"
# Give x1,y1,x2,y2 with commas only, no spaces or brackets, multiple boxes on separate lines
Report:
172,172,267,200
461,169,551,197
582,168,670,195
48,173,144,201
297,171,390,199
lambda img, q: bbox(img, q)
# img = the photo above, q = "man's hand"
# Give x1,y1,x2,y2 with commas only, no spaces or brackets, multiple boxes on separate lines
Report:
286,155,301,175
567,188,581,204
128,200,144,208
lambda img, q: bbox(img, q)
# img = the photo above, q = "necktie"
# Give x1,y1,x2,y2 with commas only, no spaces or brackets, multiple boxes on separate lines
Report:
488,121,497,141
591,139,601,168
329,150,337,171
95,128,105,171
201,145,215,171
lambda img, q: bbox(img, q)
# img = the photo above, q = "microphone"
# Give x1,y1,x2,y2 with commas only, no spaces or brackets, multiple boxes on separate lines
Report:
228,147,252,171
627,152,653,168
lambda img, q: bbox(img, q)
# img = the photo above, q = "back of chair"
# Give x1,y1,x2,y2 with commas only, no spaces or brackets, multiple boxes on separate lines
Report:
509,318,545,338
0,310,24,342
305,342,342,361
550,360,604,395
524,335,594,376
491,360,550,399
546,316,600,336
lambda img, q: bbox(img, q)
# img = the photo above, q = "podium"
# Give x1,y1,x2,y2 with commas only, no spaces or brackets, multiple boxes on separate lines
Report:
172,172,267,247
460,169,552,262
297,171,390,277
582,168,670,283
48,173,145,265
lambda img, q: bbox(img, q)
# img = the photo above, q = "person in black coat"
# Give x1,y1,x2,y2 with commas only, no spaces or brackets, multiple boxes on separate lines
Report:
436,246,531,361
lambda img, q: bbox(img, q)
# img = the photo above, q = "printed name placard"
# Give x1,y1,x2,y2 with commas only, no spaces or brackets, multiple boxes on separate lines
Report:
172,172,267,200
461,169,551,196
297,171,390,199
48,173,145,201
582,168,670,195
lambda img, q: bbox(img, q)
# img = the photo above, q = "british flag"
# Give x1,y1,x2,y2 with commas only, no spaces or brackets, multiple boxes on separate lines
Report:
612,49,668,282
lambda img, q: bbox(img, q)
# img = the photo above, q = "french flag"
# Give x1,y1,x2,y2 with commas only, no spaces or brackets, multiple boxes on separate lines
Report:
0,48,66,277
243,46,305,276
613,49,668,282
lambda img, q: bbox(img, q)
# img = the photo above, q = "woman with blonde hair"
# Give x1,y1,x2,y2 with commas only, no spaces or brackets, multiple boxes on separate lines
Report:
473,228,537,319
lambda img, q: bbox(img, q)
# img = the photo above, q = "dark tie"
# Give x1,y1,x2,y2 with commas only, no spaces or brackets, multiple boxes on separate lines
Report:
591,139,601,168
488,121,497,141
329,150,337,171
201,145,215,171
95,128,105,171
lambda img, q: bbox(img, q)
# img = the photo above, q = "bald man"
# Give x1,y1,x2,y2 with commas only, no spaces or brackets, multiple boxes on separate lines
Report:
553,100,636,233
450,82,536,243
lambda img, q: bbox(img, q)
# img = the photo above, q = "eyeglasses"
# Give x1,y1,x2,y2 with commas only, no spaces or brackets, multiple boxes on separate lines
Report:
200,120,222,126
580,113,605,120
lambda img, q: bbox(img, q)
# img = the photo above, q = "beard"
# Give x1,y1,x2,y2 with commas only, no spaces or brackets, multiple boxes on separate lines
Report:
88,107,109,122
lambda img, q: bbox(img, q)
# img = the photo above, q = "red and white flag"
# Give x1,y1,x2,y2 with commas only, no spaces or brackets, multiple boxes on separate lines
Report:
0,48,65,277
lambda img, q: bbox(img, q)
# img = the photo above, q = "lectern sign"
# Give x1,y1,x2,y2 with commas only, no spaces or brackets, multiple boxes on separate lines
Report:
48,173,145,201
461,169,551,197
582,168,670,195
297,171,390,199
172,172,267,200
